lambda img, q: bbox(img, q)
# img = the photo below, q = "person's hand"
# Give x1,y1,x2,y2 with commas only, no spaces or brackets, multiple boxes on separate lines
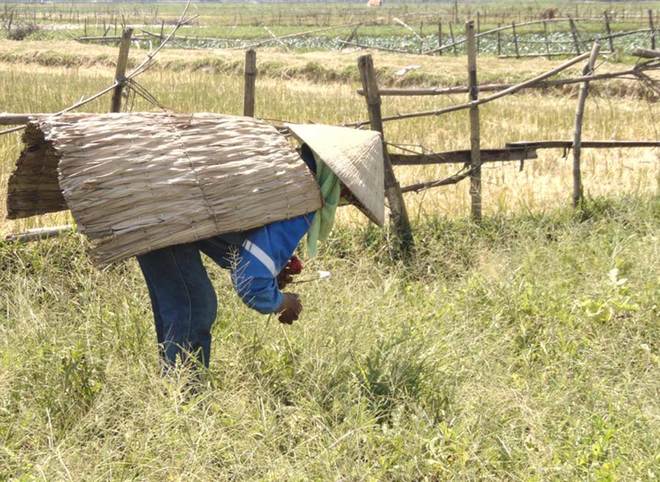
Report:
277,269,293,290
277,256,304,289
277,292,302,324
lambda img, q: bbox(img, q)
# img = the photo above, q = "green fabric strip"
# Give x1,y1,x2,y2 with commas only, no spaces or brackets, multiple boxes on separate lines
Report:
306,151,341,257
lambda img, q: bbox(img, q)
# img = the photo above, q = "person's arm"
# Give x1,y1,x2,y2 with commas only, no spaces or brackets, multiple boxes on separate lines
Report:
232,268,284,315
231,215,312,321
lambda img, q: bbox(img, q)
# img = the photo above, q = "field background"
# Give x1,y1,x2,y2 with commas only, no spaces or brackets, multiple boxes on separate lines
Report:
3,0,660,51
0,1,659,480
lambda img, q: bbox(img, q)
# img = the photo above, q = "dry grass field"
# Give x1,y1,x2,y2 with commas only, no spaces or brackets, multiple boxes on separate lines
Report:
0,40,657,234
0,17,658,480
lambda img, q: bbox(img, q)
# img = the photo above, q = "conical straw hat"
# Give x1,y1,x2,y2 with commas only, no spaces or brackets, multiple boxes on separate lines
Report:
286,123,385,226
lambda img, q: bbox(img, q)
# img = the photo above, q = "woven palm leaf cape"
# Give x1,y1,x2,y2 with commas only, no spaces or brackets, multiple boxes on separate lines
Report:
7,113,325,265
6,113,385,266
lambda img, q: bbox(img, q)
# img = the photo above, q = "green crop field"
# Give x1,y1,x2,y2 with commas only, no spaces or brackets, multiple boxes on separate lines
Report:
2,0,659,51
0,1,659,480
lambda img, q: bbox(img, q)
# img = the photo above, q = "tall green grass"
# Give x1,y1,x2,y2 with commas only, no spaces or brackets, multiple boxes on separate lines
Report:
0,196,658,479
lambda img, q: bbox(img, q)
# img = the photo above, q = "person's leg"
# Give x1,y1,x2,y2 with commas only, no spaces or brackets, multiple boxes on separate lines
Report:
137,243,217,368
142,276,166,361
197,235,241,270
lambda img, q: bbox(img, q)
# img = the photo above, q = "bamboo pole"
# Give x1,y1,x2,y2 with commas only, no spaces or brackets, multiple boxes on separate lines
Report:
477,11,481,52
543,20,551,55
338,40,411,54
604,11,614,52
348,52,590,127
632,48,660,58
110,28,133,113
393,16,423,42
1,1,192,138
357,65,651,97
602,28,652,40
339,23,361,51
357,54,414,257
401,171,471,194
508,140,660,149
569,17,581,54
466,20,482,221
78,35,150,42
649,10,656,50
521,39,575,45
246,24,357,50
572,42,601,207
243,49,257,117
449,22,457,55
390,148,537,166
263,26,290,51
512,21,520,58
437,22,443,55
499,51,605,59
422,18,646,56
5,226,73,243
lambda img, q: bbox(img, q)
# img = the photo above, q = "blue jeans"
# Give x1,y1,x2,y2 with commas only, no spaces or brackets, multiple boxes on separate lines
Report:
137,235,243,369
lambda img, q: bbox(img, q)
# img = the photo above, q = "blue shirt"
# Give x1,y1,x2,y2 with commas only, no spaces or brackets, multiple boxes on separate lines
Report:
231,213,313,313
230,144,317,314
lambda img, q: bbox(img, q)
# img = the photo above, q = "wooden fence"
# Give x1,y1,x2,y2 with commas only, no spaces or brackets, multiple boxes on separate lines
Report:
348,37,658,251
1,23,659,256
54,9,659,59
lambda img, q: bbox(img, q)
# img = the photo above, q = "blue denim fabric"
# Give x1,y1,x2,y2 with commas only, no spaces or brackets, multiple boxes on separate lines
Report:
137,235,239,368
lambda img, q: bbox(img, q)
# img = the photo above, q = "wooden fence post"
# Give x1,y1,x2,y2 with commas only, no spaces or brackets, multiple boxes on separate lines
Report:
569,17,581,54
340,24,361,51
497,23,502,56
603,11,614,52
476,11,481,52
466,21,482,221
419,21,424,54
543,20,551,56
437,22,443,55
449,22,457,55
649,10,656,50
512,21,520,58
243,49,257,117
110,28,133,113
572,42,601,208
357,55,414,256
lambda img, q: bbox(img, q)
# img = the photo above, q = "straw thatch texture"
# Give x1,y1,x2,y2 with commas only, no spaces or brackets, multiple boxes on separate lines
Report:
12,112,322,265
6,122,67,219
